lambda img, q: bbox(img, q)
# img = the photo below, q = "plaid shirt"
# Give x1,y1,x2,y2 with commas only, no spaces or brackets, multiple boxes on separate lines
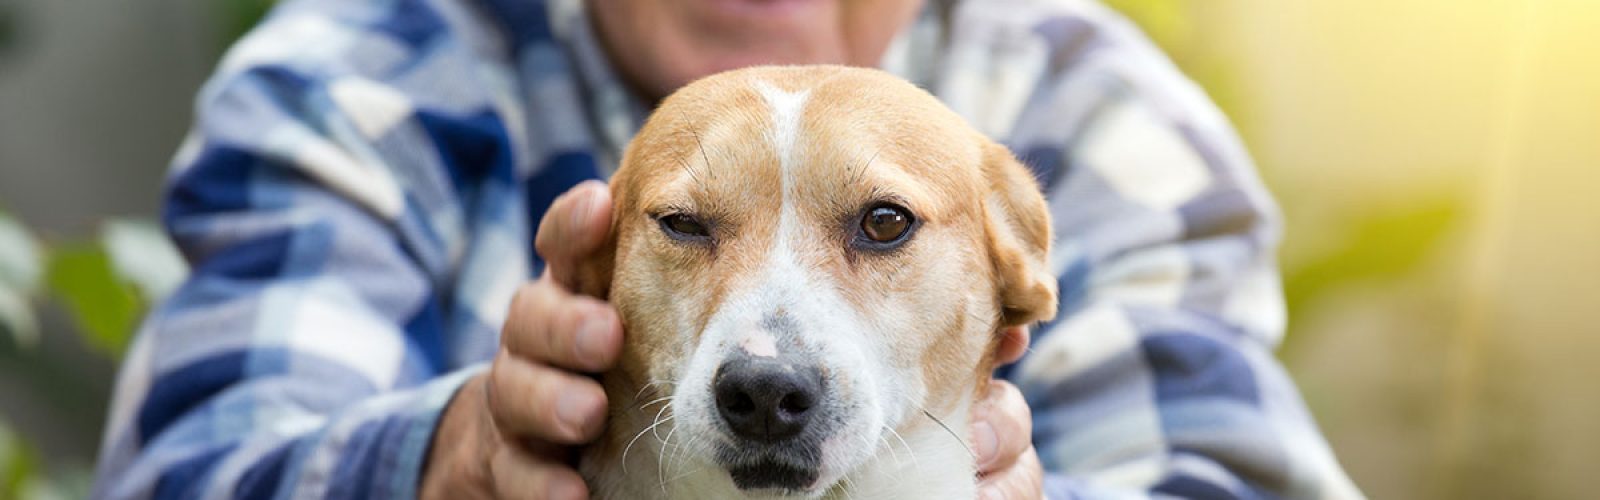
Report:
93,0,1363,498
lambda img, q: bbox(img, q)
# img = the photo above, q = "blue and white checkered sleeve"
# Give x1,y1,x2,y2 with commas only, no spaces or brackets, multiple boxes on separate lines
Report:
91,1,512,498
996,5,1364,500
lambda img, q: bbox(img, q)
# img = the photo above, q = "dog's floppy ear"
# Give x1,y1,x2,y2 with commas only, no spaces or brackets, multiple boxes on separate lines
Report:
980,141,1059,327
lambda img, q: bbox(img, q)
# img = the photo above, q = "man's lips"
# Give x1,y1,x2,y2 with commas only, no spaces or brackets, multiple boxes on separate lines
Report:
699,0,826,22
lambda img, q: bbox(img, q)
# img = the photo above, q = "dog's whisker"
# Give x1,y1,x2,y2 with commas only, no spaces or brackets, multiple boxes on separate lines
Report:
861,430,901,476
657,421,682,494
835,473,858,500
875,432,902,468
662,464,707,486
621,413,674,476
670,434,703,478
664,429,689,476
648,403,674,441
885,425,921,472
630,379,675,404
635,394,673,412
921,408,976,460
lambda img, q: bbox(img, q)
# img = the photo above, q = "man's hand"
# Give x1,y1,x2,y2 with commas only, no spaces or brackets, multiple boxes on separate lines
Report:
973,326,1046,500
423,181,620,500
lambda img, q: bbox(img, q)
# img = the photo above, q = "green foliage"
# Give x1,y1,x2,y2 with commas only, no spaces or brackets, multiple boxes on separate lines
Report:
0,212,187,498
0,216,189,359
46,244,144,359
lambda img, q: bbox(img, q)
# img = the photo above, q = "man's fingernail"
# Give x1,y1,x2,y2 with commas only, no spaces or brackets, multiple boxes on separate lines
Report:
971,420,998,466
570,190,595,229
558,389,599,434
575,313,611,365
980,488,1004,500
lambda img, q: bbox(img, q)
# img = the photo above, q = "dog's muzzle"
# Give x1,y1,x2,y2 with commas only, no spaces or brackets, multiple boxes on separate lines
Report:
712,353,830,491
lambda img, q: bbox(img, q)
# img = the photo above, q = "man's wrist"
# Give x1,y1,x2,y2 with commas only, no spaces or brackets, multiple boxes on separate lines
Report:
421,374,495,500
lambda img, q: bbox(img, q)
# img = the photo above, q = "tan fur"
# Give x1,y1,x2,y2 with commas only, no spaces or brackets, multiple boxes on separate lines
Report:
579,66,1057,499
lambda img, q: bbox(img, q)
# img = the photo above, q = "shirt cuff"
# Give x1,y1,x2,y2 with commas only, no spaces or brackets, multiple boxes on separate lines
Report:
373,364,488,499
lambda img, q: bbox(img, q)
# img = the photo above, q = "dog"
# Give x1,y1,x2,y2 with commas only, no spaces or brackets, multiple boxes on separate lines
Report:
573,65,1058,499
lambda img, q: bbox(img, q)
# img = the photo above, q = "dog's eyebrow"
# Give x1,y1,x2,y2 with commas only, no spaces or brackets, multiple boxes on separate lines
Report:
673,150,707,190
673,110,716,189
690,125,716,182
846,150,879,187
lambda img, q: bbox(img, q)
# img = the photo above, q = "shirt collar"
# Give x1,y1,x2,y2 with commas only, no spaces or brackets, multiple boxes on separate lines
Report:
549,0,648,173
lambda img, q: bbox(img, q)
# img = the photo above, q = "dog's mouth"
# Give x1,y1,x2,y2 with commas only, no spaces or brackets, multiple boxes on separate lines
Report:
716,442,826,493
727,460,819,491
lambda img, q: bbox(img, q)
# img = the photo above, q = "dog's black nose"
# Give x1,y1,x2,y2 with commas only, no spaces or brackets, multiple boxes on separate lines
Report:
714,358,823,443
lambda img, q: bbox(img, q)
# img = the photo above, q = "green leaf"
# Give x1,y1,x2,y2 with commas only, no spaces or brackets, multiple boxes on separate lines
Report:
46,244,143,358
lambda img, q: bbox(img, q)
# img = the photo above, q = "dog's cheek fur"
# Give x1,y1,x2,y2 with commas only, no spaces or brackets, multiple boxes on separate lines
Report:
916,240,997,422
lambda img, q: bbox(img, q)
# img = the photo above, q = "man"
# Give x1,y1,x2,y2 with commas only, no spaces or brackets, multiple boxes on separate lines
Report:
93,0,1362,498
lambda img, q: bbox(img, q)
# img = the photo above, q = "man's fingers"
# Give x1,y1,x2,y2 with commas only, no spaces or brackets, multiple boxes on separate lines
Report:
976,445,1044,500
971,380,1033,474
994,326,1031,368
489,444,589,500
503,280,622,372
487,349,609,444
535,180,613,288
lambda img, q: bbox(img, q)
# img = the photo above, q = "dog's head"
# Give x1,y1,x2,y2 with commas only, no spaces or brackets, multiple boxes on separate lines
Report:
588,65,1056,497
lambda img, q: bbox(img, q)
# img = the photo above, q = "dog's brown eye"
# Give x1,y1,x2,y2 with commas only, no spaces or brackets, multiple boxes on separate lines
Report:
659,213,710,239
861,206,912,243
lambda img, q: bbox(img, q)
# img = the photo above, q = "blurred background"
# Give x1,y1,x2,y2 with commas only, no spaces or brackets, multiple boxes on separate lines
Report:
0,0,1596,498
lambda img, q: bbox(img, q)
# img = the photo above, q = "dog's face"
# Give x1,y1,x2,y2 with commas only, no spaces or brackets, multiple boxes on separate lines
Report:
588,66,1056,497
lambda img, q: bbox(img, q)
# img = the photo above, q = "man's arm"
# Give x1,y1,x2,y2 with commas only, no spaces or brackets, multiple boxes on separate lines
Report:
988,3,1364,499
92,2,517,497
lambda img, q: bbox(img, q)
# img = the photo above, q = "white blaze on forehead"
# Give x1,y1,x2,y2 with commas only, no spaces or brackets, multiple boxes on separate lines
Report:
739,331,779,358
752,79,813,285
753,80,810,182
